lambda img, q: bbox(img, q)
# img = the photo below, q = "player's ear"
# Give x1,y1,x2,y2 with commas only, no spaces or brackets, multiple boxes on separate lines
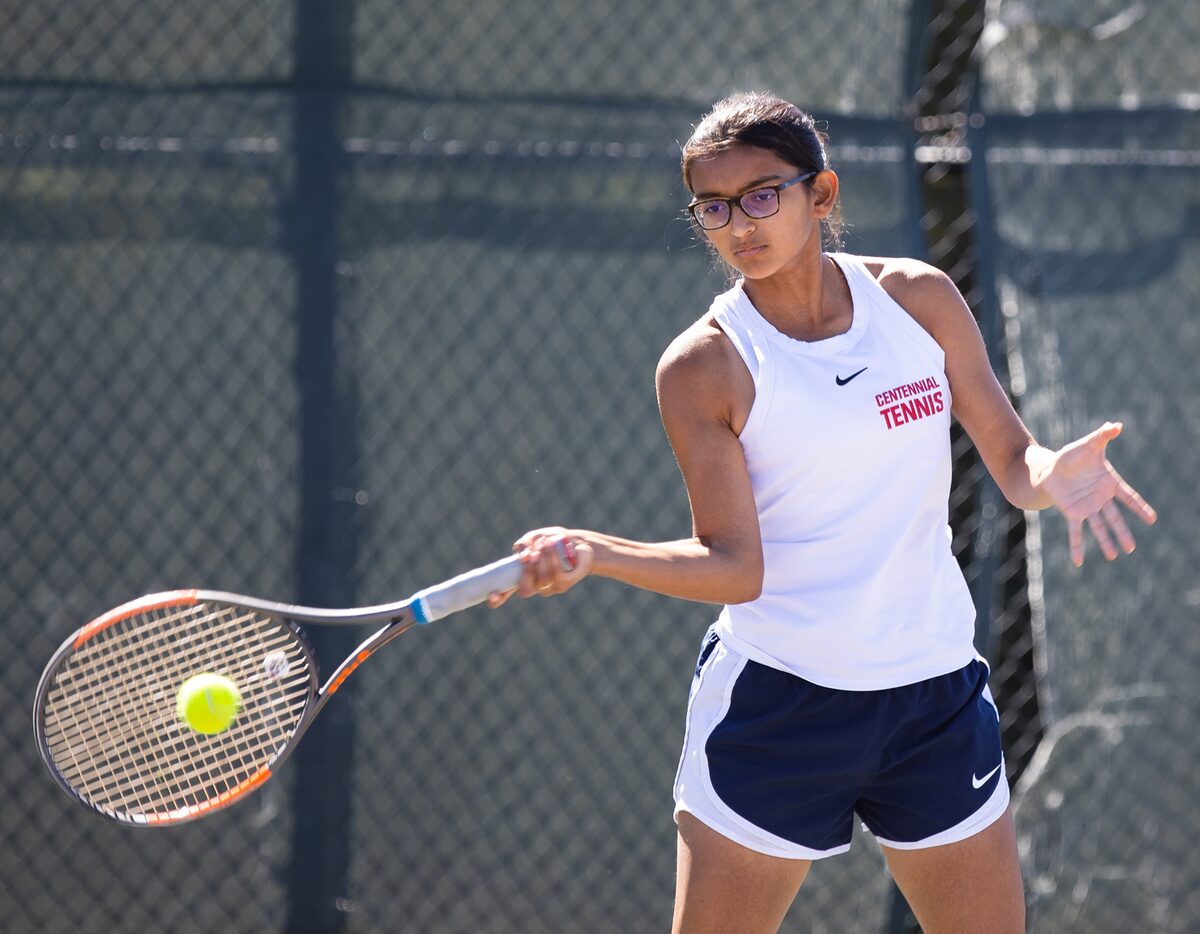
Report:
809,169,839,221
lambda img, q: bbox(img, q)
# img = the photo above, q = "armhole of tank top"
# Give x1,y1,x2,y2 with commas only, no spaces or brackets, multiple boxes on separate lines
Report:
831,252,947,368
709,302,773,441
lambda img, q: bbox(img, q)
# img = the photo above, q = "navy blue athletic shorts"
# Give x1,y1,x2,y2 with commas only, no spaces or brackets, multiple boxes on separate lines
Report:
673,628,1009,859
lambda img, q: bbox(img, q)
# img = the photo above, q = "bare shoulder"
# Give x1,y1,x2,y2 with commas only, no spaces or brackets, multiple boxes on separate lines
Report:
856,255,976,345
657,316,740,389
859,256,963,314
656,315,752,427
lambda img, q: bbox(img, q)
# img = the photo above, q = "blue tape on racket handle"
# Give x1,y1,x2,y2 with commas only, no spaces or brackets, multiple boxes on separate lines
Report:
412,539,575,624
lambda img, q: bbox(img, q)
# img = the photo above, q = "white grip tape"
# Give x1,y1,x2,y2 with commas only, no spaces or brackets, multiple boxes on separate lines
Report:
412,555,522,624
411,539,575,624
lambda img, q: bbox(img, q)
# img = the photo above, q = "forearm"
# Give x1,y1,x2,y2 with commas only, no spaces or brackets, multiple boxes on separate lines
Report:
577,530,763,605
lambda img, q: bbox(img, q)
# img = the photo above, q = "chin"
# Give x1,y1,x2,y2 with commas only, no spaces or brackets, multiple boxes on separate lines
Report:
730,258,781,280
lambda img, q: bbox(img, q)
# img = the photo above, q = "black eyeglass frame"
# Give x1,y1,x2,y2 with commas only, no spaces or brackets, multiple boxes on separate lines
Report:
685,171,819,230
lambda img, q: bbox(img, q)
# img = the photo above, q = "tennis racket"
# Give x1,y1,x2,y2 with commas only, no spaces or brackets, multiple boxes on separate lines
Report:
34,541,574,827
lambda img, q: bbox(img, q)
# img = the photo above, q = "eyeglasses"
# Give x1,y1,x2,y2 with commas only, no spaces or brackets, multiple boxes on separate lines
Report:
686,172,818,230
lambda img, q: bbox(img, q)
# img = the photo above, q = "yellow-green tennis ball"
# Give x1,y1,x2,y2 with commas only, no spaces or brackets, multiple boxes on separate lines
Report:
176,672,242,735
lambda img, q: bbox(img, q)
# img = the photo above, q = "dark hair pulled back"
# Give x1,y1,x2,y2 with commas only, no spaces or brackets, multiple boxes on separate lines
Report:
681,92,844,250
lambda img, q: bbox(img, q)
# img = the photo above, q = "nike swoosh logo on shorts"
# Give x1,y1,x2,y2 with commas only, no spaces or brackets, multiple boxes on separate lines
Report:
972,763,1002,789
835,367,867,386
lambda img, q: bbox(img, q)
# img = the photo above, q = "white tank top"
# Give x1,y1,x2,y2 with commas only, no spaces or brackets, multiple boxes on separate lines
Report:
710,253,977,690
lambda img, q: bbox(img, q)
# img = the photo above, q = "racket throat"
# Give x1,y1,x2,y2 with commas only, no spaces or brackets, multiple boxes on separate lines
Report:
318,611,417,698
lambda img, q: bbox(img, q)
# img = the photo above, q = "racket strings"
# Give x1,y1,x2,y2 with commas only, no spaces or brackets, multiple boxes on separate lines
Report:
82,604,308,816
52,612,262,739
49,604,308,819
47,604,252,813
41,601,313,822
48,609,304,753
52,662,307,815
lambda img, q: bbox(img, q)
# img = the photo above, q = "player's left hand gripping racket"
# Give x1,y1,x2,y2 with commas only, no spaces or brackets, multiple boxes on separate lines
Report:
34,543,573,826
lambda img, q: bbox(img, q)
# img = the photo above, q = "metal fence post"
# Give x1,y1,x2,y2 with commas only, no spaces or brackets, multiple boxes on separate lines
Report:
285,2,359,931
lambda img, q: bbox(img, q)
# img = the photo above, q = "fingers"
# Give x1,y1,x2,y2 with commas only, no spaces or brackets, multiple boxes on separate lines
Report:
495,531,587,603
1073,498,1143,568
487,587,517,608
1061,421,1121,460
1087,421,1122,448
487,528,583,610
511,526,568,554
1102,502,1136,555
520,535,577,596
1114,476,1157,526
1056,423,1156,567
1086,513,1118,562
1068,519,1084,568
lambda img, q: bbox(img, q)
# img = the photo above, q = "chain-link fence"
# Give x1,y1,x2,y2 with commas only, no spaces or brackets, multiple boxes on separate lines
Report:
2,1,1196,932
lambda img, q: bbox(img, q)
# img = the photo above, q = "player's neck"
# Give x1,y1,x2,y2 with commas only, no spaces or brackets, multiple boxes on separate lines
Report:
743,251,852,343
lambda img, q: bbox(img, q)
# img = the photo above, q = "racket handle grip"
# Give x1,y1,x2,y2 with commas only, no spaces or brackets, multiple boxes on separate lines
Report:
412,538,576,624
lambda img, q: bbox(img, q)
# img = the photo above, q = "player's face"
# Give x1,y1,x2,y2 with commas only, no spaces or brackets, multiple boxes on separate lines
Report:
687,145,822,280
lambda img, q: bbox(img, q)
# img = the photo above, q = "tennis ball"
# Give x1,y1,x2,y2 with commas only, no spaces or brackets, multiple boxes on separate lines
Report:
176,672,242,735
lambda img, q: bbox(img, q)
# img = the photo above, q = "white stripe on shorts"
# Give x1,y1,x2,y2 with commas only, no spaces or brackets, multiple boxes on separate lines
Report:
672,638,851,861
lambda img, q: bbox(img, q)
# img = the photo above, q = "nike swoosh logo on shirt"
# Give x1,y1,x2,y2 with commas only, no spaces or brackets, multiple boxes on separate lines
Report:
835,367,868,386
972,763,1002,789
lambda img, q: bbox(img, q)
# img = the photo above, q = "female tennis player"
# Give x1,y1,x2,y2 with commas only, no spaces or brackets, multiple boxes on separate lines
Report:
492,92,1156,934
